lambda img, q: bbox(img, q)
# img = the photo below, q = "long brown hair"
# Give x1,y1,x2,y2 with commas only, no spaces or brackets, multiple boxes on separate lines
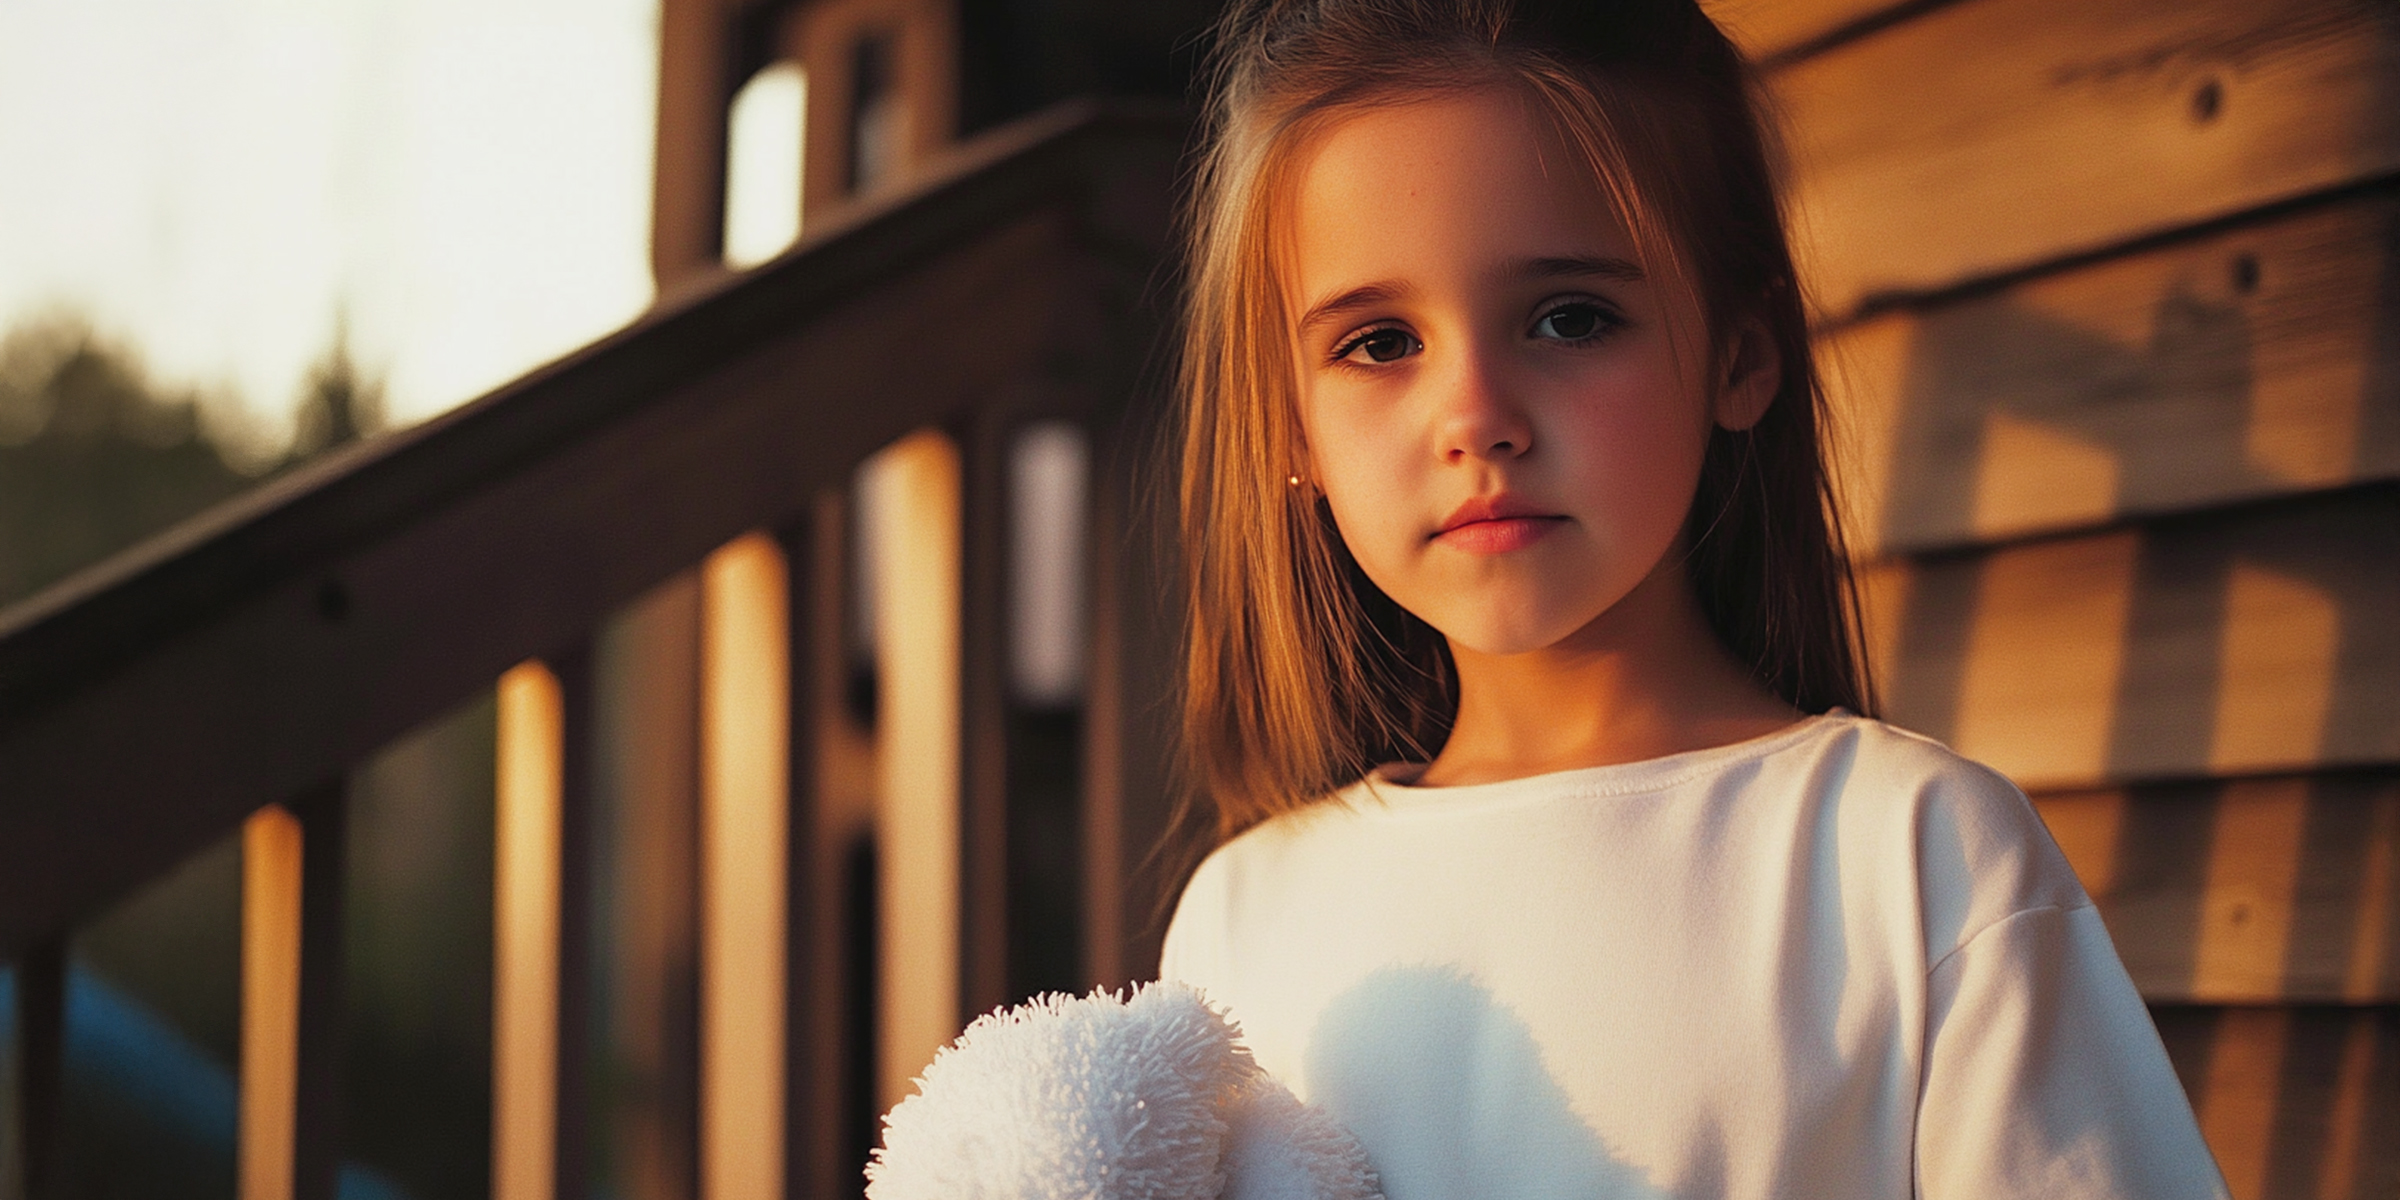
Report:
1175,0,1872,844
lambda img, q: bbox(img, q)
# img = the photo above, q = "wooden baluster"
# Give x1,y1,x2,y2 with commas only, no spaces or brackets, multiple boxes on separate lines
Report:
492,651,598,1200
958,412,1012,1022
12,938,65,1200
242,805,303,1200
700,533,791,1200
867,432,963,1114
495,662,564,1200
239,784,347,1200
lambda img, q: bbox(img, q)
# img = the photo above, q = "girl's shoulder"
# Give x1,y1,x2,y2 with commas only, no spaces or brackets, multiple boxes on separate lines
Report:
1812,713,2096,963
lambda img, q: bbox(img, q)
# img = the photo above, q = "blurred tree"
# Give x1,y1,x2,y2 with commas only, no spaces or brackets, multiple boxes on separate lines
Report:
289,317,387,461
0,313,386,609
0,315,254,607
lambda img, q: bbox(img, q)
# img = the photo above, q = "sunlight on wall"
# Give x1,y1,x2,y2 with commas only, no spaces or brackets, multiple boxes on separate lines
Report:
2193,779,2309,1002
1950,532,2138,787
724,63,808,269
2211,564,2338,775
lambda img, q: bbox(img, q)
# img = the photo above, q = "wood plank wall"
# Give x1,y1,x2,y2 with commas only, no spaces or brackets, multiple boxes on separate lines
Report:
1708,0,2400,1192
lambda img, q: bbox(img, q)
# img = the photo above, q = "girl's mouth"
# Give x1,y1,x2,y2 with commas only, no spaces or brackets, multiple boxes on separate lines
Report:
1434,497,1567,553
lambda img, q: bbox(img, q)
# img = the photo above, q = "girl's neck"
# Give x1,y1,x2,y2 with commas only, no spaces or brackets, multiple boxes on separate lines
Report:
1416,560,1802,787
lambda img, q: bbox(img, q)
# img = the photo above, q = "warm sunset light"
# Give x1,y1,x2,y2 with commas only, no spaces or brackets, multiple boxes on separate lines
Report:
0,0,658,441
6,3,2393,1199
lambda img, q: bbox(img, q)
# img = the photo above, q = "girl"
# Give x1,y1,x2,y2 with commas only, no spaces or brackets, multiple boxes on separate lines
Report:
1157,1,2230,1196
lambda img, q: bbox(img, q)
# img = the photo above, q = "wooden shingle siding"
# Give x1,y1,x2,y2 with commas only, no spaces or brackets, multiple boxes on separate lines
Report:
1767,0,2400,1189
1704,0,1920,60
1831,193,2400,557
2154,1006,2400,1200
1773,0,2400,316
1859,487,2400,790
2036,774,2398,1004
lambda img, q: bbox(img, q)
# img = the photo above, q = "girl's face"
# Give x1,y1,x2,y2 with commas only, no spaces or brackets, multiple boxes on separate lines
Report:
1285,89,1763,657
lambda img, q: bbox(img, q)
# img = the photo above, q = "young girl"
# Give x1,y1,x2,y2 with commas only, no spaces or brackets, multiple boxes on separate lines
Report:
1158,1,2230,1196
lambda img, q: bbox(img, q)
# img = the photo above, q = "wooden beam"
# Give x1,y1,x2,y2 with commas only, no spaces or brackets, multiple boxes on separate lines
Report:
791,0,960,220
1774,0,2400,316
1700,0,1925,62
0,105,1184,959
1833,193,2400,557
2036,772,2400,1003
1863,487,2400,790
698,534,790,1200
654,0,733,292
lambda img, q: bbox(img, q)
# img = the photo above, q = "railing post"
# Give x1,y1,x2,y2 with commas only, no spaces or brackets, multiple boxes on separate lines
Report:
240,783,347,1200
958,412,1011,1022
11,938,64,1200
492,650,598,1200
867,431,963,1114
700,533,791,1200
494,662,564,1200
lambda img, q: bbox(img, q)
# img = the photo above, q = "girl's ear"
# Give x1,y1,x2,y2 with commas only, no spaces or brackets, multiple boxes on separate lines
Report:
1713,318,1781,432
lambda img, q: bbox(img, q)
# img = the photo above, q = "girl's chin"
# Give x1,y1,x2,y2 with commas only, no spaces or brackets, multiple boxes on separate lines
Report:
1425,615,1598,659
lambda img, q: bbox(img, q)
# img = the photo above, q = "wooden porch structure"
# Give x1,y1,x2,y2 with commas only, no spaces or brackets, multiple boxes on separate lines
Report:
0,101,1185,1200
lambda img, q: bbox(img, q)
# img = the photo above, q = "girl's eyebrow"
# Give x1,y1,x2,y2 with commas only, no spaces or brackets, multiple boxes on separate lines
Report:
1517,254,1646,282
1294,255,1644,335
1295,281,1415,336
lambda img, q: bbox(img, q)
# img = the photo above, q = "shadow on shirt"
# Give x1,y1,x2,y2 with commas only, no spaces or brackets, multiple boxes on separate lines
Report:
1304,966,1673,1200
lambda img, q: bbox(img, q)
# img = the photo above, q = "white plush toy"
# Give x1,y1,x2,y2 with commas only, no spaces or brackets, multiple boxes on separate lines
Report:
866,982,1383,1200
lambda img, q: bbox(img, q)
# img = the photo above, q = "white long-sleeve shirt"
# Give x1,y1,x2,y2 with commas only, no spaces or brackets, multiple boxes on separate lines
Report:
1160,712,2228,1199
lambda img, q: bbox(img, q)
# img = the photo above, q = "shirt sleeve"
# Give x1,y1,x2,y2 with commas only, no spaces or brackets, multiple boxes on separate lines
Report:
1917,903,2229,1199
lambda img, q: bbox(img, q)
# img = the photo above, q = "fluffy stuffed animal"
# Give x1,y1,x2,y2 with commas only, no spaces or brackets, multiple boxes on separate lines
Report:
866,982,1382,1200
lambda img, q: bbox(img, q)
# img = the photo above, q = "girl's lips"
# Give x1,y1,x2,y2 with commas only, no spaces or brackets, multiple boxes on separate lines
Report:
1434,495,1565,553
1435,514,1567,554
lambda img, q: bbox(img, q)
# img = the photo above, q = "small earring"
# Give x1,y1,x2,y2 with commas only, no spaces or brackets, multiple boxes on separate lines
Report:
1287,474,1303,488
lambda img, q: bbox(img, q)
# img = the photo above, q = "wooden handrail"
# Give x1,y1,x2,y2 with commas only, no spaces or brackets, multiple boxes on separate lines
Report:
0,99,1185,958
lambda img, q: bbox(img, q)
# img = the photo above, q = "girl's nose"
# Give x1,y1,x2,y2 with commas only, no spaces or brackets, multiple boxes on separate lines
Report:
1436,350,1534,462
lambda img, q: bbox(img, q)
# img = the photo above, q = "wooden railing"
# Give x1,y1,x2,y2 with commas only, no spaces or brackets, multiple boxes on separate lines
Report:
0,99,1187,1200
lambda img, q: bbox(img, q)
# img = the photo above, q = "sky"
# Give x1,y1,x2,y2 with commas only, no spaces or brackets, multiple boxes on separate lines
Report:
0,0,663,456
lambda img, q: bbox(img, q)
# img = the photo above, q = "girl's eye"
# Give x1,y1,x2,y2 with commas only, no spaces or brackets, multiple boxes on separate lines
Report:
1333,326,1421,365
1532,301,1619,343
